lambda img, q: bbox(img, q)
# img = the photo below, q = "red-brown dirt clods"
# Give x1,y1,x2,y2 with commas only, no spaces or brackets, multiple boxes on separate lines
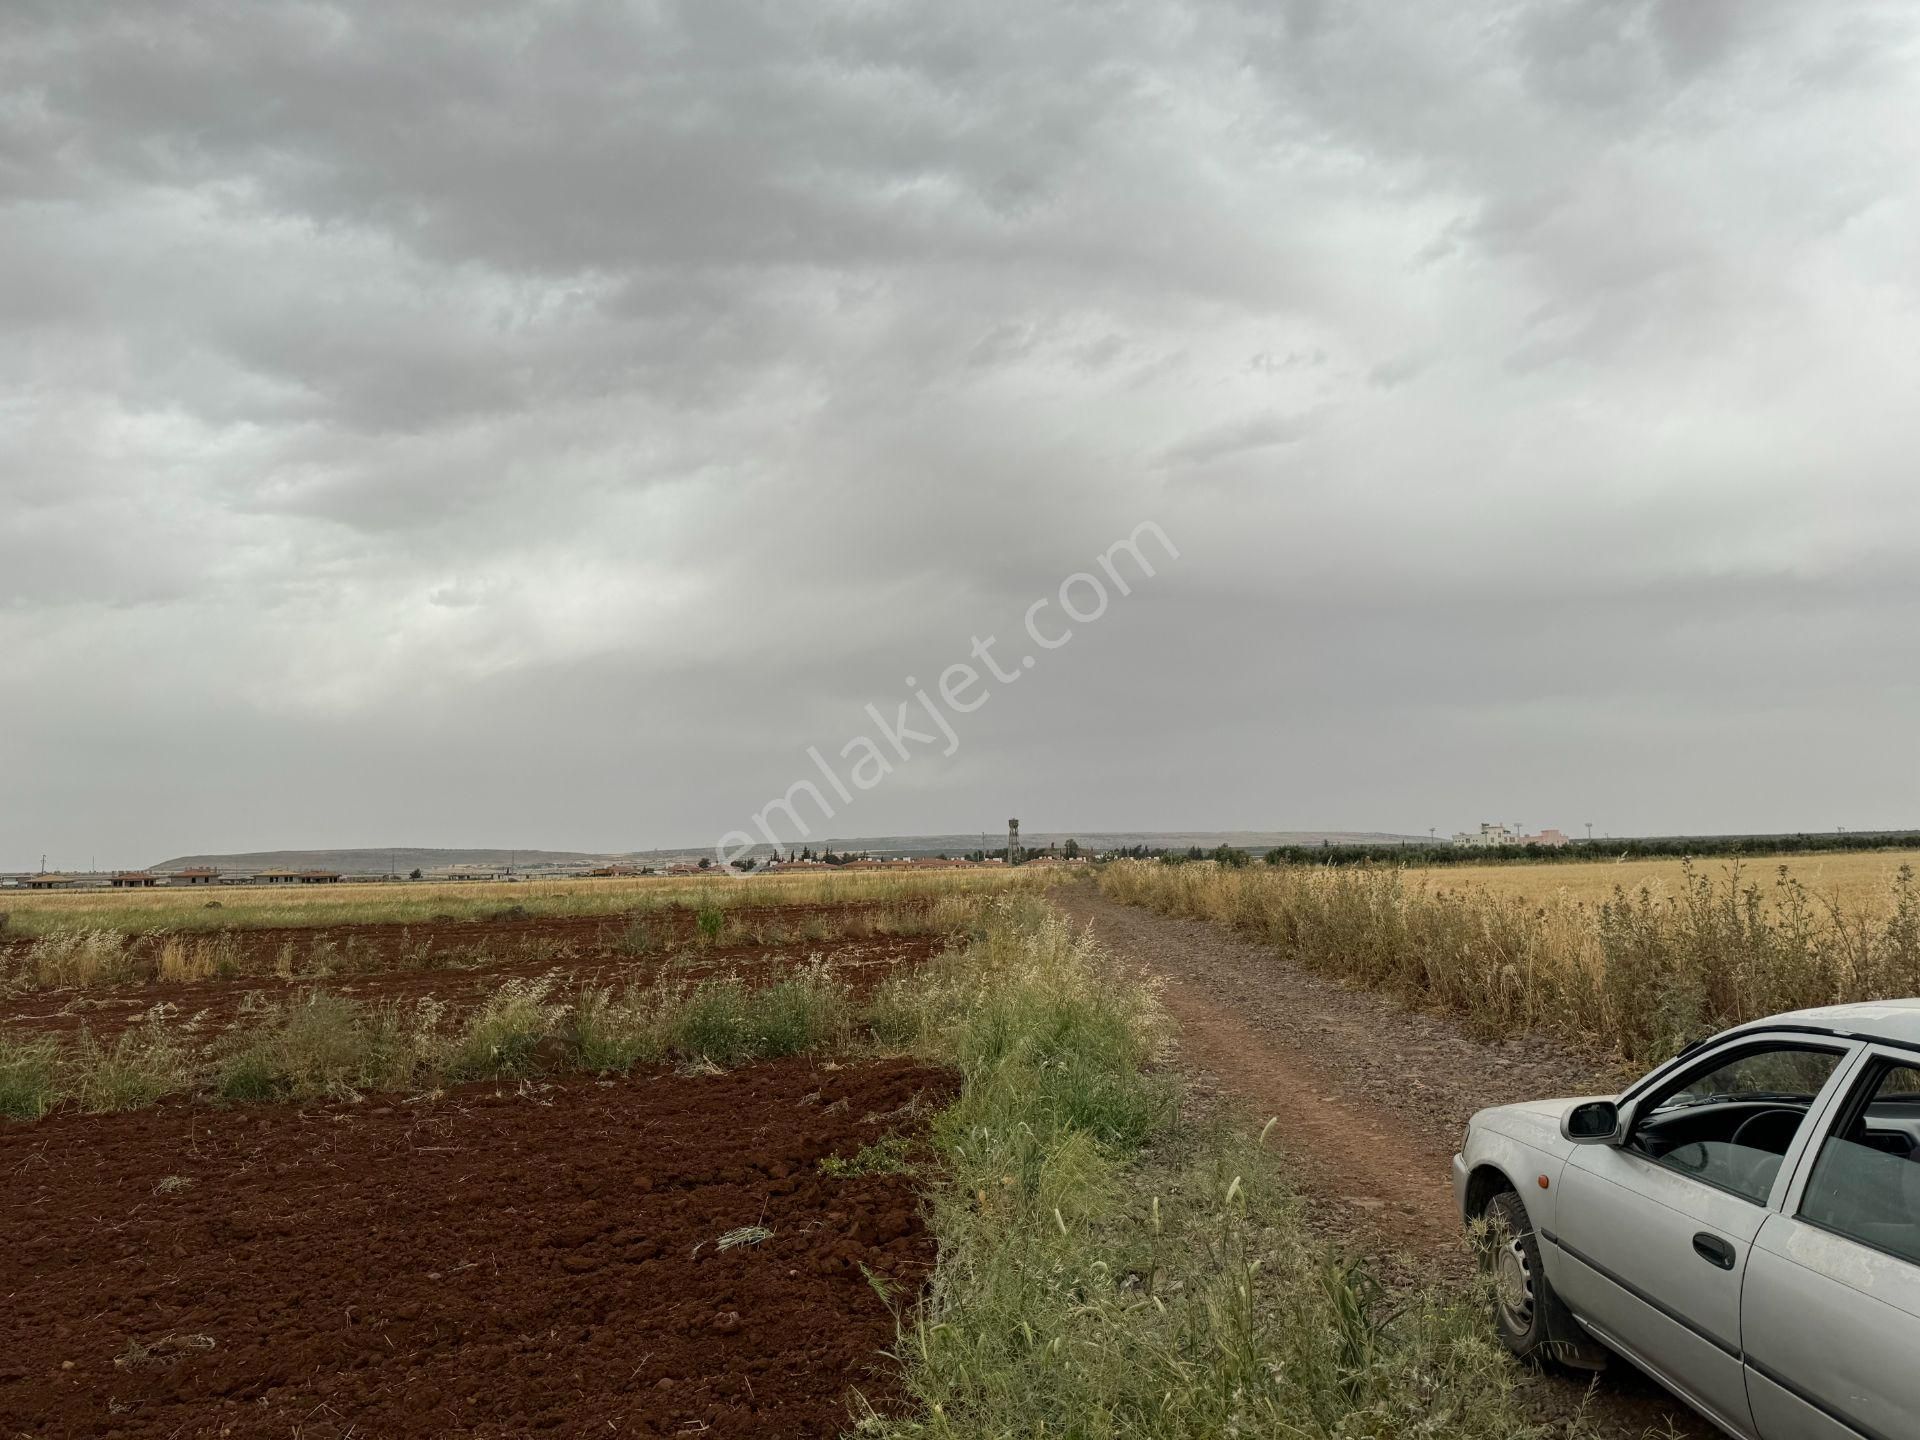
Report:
0,900,929,980
0,1056,955,1438
0,934,945,1040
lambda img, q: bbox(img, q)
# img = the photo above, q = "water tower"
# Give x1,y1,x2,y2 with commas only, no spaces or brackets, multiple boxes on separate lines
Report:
1007,818,1020,865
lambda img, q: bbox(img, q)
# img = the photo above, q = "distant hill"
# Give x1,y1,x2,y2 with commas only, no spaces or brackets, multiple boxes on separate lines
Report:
150,833,1432,873
149,847,616,874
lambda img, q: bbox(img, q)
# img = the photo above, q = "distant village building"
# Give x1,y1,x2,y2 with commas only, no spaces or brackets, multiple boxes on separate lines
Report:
22,874,76,890
256,869,343,885
109,872,158,888
1451,823,1571,849
171,867,221,885
1452,823,1518,847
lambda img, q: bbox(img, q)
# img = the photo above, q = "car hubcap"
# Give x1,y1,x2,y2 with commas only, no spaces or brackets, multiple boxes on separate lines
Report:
1494,1237,1534,1332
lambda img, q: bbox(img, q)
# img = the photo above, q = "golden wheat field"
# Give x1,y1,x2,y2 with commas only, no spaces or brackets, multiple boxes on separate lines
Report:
1410,849,1920,914
1100,855,1920,1062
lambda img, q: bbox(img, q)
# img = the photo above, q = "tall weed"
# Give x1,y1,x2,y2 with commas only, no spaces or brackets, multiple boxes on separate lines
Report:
216,992,442,1101
1100,859,1920,1061
69,1019,194,1112
0,1034,58,1120
445,977,570,1080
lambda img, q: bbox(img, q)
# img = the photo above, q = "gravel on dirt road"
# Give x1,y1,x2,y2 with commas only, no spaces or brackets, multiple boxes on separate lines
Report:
1055,883,1714,1440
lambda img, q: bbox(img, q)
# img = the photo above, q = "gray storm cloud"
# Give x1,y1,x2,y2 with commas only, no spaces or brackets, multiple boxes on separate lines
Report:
3,0,1918,867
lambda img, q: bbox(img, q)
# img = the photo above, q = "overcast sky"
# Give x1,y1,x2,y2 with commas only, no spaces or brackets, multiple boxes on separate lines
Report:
5,1,1919,868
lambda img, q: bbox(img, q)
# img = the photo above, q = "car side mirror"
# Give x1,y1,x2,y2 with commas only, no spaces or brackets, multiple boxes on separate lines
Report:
1562,1100,1624,1145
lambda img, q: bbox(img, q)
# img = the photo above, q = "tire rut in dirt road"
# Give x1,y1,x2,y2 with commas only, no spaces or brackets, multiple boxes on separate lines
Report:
1054,884,1715,1440
1149,965,1470,1273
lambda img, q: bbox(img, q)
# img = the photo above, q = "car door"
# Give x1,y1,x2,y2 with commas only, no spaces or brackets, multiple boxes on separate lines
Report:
1744,1049,1920,1440
1549,1036,1856,1438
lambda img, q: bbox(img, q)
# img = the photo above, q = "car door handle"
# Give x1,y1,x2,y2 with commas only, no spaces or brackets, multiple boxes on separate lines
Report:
1692,1232,1736,1271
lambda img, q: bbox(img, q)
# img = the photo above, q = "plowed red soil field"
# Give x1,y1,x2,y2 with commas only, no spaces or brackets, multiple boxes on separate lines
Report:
0,900,933,981
0,1056,953,1439
1,933,943,1039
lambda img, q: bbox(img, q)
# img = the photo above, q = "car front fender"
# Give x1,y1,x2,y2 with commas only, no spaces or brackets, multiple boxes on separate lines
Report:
1460,1120,1572,1240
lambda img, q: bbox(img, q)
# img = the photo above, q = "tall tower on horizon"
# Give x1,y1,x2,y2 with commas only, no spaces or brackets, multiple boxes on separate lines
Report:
1007,818,1020,866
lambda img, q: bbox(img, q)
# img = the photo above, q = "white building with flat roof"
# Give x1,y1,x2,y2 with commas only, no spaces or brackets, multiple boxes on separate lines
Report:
1453,822,1518,847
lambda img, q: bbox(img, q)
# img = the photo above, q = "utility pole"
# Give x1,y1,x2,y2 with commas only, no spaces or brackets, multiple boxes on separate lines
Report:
1585,822,1593,843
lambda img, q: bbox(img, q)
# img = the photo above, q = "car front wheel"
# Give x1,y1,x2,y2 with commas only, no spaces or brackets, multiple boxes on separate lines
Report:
1481,1190,1553,1362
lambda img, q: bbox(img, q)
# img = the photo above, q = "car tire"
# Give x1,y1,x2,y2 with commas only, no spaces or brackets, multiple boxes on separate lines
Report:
1480,1190,1554,1363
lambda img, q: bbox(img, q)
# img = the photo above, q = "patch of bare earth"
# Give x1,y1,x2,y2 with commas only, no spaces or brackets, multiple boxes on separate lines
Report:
1054,883,1714,1440
0,1058,953,1439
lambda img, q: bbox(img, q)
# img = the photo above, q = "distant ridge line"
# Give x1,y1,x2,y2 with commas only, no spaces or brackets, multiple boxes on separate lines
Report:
148,832,1433,872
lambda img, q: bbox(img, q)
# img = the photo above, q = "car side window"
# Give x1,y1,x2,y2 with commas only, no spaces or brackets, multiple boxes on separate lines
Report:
1799,1060,1920,1267
1627,1043,1844,1205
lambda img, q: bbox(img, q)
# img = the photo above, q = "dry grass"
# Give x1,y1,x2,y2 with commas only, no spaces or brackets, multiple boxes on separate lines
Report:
21,930,138,988
155,935,239,982
0,868,1048,938
0,892,996,996
862,896,1562,1440
1100,858,1920,1062
10,962,866,1114
1409,848,1920,916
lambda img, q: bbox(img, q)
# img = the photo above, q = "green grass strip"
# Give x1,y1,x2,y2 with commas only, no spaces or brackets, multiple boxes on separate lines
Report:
856,894,1575,1439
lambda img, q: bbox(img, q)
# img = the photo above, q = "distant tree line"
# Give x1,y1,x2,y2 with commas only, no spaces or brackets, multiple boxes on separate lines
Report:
1107,843,1256,867
1102,830,1920,870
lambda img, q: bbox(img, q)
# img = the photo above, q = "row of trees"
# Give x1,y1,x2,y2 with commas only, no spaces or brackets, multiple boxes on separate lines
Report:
1121,831,1920,871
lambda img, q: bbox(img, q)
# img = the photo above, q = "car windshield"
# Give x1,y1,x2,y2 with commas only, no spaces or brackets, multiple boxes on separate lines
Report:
1653,1088,1814,1114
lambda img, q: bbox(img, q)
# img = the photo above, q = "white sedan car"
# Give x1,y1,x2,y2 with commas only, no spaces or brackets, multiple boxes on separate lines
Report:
1455,1000,1920,1440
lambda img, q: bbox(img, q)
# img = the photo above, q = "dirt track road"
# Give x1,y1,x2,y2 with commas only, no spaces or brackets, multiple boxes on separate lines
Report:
1054,883,1714,1440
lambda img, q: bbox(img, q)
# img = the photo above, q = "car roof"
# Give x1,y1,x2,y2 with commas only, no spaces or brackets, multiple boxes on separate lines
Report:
1758,998,1920,1048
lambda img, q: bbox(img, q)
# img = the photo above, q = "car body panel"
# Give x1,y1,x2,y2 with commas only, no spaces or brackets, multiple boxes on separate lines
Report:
1461,1097,1588,1235
1745,1366,1864,1440
1552,1143,1765,1434
1744,1213,1918,1440
1764,999,1920,1046
1557,1288,1756,1440
1455,1014,1920,1440
1740,1040,1920,1440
